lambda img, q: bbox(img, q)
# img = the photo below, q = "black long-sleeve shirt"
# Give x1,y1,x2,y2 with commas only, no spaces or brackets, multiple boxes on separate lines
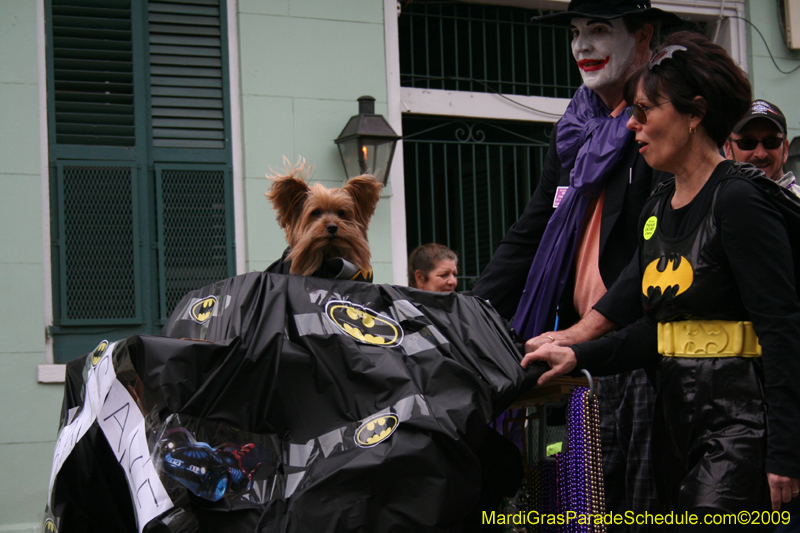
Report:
574,161,800,479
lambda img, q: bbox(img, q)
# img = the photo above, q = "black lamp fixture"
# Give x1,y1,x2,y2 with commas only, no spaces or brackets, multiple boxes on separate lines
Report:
335,96,401,186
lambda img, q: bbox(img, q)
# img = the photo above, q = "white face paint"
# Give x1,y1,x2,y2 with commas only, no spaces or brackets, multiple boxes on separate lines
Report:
570,18,638,93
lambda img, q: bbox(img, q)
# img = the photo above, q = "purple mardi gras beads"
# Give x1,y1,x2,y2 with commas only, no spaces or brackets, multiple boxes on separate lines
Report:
565,386,607,533
538,385,605,533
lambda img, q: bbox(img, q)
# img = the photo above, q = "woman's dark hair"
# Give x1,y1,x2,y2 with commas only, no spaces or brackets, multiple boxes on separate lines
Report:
623,31,752,147
408,243,458,287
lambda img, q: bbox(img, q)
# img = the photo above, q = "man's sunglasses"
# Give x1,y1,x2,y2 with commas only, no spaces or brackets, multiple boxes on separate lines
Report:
728,136,784,151
627,102,666,125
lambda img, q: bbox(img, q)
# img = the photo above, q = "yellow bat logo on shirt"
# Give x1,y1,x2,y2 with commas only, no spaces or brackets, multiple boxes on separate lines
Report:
642,256,694,299
355,413,399,448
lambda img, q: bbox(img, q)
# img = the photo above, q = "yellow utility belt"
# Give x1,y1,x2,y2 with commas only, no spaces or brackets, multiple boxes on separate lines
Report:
657,320,762,357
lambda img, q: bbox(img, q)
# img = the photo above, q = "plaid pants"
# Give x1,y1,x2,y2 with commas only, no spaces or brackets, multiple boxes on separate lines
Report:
597,369,659,533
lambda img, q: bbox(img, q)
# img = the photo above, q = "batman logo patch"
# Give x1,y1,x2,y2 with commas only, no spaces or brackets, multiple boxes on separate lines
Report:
44,519,57,533
642,255,694,298
326,301,403,346
91,340,108,367
355,413,399,448
190,296,217,324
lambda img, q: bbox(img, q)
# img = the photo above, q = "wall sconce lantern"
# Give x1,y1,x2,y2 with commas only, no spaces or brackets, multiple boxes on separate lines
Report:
335,96,401,186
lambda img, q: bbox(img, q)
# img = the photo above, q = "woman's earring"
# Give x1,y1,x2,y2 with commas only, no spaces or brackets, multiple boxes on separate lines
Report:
689,126,696,134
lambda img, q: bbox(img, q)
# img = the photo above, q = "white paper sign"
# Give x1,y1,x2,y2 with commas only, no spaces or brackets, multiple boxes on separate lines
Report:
46,340,173,532
98,379,173,532
47,341,118,497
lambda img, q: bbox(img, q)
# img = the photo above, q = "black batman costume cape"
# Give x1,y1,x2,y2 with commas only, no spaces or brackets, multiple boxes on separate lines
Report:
45,271,544,532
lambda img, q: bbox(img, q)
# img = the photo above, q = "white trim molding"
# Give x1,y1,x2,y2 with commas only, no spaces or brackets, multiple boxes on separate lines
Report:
37,364,66,384
38,0,55,366
385,0,409,285
400,88,569,123
227,0,246,274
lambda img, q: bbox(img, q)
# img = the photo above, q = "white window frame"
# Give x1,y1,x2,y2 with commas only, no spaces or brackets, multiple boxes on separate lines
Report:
384,0,746,284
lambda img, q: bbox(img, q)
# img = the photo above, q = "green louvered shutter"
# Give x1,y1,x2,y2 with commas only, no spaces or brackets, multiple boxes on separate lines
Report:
51,0,136,146
148,0,226,149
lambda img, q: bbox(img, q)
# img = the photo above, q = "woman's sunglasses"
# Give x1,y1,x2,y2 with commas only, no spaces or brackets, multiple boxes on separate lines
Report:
627,102,666,125
728,136,784,151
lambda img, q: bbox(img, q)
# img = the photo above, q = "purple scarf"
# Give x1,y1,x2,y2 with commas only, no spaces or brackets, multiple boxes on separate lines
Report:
512,86,633,339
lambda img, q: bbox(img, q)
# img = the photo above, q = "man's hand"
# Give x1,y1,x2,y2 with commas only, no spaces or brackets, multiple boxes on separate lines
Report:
526,310,617,352
768,472,800,511
521,343,578,385
526,330,571,352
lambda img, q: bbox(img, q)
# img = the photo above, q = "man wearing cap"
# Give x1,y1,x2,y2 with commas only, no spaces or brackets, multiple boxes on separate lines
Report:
725,99,800,198
471,0,682,526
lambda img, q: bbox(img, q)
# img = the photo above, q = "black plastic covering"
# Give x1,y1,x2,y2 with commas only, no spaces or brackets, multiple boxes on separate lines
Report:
45,272,544,532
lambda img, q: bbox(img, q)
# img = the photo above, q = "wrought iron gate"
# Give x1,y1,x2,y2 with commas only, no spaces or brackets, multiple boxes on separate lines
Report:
403,116,553,290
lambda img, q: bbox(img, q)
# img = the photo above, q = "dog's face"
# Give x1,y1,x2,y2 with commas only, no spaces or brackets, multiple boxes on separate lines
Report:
266,159,383,276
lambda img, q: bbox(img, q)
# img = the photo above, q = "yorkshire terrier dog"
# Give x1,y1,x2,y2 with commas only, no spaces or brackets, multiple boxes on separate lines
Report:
266,158,383,277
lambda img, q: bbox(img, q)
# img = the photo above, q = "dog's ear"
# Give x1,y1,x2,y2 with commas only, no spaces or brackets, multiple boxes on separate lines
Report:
343,175,383,228
266,172,309,231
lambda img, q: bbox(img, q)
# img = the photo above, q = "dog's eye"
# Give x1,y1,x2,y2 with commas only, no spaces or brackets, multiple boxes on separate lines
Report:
337,210,346,218
311,209,322,218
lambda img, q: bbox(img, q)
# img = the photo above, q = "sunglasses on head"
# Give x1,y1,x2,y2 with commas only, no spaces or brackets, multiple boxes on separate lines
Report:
728,136,784,151
627,102,666,125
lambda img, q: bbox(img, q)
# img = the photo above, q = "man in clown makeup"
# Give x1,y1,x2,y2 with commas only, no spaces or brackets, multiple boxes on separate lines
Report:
472,0,684,526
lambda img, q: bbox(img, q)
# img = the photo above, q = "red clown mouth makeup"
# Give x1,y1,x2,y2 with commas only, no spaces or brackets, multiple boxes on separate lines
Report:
578,57,610,71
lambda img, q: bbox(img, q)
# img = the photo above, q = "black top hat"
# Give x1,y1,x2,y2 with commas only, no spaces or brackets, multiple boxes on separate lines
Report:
532,0,685,28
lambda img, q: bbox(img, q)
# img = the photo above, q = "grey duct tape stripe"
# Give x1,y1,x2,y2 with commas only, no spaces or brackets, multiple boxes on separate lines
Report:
282,394,431,498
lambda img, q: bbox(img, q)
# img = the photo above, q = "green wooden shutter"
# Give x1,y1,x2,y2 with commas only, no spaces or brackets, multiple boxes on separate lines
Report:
48,0,234,362
51,0,136,146
155,164,234,321
56,162,142,324
148,0,226,149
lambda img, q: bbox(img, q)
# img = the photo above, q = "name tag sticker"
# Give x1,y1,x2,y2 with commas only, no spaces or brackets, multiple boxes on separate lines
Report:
553,187,568,208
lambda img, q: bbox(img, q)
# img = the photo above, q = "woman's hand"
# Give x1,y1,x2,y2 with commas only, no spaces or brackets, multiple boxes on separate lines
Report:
767,472,800,511
521,342,578,385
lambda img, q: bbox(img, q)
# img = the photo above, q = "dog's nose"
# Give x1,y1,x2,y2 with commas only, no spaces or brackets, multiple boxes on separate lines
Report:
326,224,338,235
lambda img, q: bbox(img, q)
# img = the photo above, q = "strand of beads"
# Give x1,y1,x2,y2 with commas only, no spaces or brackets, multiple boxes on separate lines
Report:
541,458,558,533
587,389,606,533
567,387,589,533
537,385,606,533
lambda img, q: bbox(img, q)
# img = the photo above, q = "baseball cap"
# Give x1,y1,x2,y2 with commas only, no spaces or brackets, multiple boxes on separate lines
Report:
732,100,787,135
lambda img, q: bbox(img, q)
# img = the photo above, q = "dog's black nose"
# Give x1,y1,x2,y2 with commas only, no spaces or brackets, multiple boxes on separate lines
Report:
326,224,338,235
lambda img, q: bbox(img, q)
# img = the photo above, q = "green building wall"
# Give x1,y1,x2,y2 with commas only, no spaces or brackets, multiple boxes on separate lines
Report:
748,0,800,143
0,1,65,531
236,0,396,281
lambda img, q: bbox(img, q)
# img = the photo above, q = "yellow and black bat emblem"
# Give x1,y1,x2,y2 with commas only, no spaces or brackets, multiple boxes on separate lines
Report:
190,296,217,324
326,301,403,346
642,255,694,298
349,268,373,283
44,518,57,533
91,340,108,367
355,413,399,448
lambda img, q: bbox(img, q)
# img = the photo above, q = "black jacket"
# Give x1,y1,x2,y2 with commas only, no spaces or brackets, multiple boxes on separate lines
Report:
472,120,670,328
